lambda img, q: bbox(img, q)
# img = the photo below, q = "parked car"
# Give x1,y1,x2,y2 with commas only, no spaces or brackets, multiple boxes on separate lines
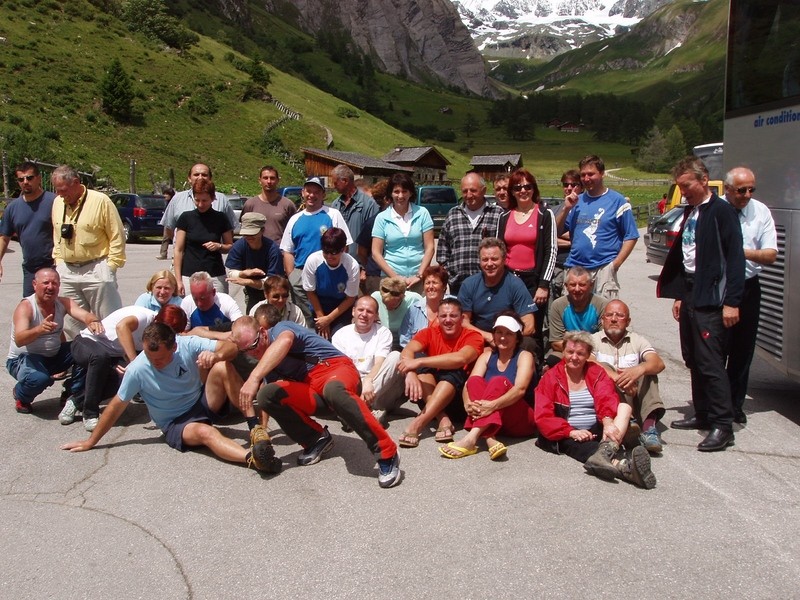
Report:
645,205,686,265
278,186,303,207
110,193,166,242
224,194,246,235
416,185,458,230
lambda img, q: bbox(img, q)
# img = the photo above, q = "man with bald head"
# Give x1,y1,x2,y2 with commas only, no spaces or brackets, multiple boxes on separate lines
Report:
591,299,666,454
723,167,777,424
157,163,237,260
436,172,503,295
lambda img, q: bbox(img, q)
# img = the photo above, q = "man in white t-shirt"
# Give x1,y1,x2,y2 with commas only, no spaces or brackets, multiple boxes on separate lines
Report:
331,296,401,426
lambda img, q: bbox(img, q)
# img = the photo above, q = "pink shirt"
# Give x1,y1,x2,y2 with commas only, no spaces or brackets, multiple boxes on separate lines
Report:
504,209,539,271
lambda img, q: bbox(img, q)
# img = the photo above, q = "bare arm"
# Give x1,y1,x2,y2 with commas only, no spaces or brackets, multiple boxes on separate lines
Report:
0,235,9,281
173,229,187,296
64,298,104,335
371,237,397,278
521,313,535,336
115,316,142,363
282,251,295,276
744,248,777,265
61,395,129,452
611,238,637,271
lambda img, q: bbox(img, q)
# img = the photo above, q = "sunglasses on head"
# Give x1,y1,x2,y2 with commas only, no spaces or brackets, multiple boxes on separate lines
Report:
381,287,403,297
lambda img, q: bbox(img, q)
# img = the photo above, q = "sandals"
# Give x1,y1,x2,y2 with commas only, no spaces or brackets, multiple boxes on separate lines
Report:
439,442,477,459
398,431,420,448
434,424,456,443
488,442,508,461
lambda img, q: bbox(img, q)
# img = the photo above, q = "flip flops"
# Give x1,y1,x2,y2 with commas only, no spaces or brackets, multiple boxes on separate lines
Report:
439,442,478,459
398,431,420,448
488,442,508,461
434,424,455,443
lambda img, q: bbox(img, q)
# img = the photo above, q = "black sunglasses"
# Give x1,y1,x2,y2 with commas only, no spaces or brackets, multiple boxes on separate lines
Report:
512,184,534,192
380,287,403,297
16,175,36,182
735,186,756,194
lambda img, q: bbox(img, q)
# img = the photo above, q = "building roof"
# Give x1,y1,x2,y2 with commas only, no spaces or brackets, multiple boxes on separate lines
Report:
470,154,523,167
382,146,451,166
302,148,413,172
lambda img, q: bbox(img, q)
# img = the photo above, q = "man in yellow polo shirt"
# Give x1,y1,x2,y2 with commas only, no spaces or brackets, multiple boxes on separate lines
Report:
51,165,126,338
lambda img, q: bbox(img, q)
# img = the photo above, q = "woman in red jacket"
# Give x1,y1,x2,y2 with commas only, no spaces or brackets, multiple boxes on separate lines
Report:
534,331,657,489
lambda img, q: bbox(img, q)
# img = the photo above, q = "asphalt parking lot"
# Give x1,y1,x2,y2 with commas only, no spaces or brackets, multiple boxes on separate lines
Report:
0,235,798,599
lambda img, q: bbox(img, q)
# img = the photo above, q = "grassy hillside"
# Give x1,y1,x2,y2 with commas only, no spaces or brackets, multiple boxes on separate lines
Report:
0,0,676,205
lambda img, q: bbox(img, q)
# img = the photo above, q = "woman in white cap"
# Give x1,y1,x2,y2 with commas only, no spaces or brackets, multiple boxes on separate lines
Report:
440,311,537,460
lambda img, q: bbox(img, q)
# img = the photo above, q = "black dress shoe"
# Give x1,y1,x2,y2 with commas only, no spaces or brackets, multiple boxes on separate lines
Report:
697,428,735,452
670,416,709,430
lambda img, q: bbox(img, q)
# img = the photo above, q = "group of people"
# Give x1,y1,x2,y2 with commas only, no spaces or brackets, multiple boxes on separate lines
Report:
1,153,776,491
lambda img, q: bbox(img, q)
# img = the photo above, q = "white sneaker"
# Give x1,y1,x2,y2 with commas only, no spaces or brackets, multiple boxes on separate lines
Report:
59,398,78,425
371,409,388,428
83,417,99,432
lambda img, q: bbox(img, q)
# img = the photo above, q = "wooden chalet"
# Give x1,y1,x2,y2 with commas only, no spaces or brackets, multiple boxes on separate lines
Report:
382,146,451,183
469,154,523,181
301,148,413,188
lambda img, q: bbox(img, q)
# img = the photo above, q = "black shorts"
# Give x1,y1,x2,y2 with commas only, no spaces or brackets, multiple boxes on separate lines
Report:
162,392,225,452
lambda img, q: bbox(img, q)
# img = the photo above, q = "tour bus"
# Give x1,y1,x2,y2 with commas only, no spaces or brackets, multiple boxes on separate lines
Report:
724,0,800,380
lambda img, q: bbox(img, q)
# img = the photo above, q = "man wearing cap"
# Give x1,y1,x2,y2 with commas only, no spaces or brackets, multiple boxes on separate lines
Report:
279,177,352,322
226,213,284,314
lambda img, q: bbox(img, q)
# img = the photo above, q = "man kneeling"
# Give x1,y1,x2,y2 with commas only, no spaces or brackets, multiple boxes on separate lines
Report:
62,322,280,474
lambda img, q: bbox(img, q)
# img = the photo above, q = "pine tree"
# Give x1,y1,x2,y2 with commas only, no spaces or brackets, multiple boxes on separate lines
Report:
99,58,134,122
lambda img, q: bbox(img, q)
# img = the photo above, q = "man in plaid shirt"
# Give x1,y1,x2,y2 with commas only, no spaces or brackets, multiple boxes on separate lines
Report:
436,173,504,295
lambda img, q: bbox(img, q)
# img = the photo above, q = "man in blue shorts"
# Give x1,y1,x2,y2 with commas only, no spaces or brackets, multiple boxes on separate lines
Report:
236,306,401,488
61,321,281,474
0,161,56,296
556,155,639,299
458,237,536,346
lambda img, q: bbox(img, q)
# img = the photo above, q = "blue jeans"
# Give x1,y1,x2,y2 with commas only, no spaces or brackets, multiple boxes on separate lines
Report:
6,343,85,405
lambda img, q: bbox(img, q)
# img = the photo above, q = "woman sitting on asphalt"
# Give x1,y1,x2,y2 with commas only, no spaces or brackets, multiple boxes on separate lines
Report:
398,265,449,347
534,330,657,489
370,276,422,350
134,270,183,311
440,312,537,460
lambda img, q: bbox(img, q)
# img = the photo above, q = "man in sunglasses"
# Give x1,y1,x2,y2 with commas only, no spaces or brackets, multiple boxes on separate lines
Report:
722,167,777,425
556,155,639,300
0,162,56,296
658,157,745,452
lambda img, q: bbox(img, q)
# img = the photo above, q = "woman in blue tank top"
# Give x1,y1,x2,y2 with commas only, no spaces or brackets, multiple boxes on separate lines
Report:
439,311,537,460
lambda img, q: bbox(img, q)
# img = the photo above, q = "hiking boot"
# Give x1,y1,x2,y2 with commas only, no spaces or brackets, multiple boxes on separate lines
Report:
297,426,334,466
623,420,642,449
247,439,282,475
639,426,663,454
583,440,621,480
377,453,401,488
15,398,32,414
59,397,79,425
249,424,271,447
617,446,657,489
